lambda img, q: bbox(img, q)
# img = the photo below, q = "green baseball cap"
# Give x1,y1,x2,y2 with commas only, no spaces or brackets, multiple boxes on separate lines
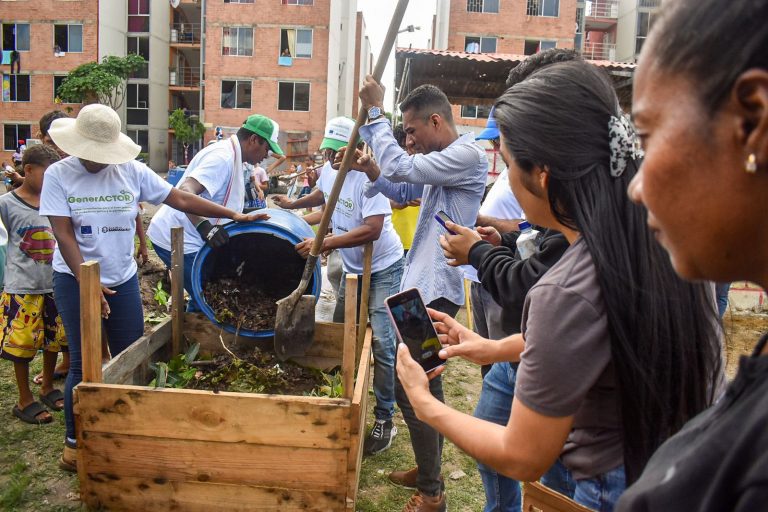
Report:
242,114,284,156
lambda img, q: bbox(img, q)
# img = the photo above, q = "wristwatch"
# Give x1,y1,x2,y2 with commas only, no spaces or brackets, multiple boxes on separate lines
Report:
367,106,384,121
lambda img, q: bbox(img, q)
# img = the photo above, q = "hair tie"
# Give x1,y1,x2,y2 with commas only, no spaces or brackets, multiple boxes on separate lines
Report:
608,113,644,177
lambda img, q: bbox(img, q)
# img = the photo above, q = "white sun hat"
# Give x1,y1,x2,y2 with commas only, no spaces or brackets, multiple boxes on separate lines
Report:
47,104,141,165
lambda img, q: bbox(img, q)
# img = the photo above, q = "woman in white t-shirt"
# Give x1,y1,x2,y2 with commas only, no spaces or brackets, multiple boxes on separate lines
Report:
39,105,264,472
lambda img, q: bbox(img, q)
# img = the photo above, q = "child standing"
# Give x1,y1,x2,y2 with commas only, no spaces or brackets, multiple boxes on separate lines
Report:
0,145,67,424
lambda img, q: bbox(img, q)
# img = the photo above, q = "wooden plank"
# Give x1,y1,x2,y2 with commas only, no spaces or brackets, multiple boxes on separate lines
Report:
102,320,173,386
75,384,350,449
79,432,348,491
80,261,103,383
81,476,346,512
304,322,345,359
342,274,358,400
170,226,184,357
347,328,372,507
523,481,594,512
356,242,373,364
183,313,268,355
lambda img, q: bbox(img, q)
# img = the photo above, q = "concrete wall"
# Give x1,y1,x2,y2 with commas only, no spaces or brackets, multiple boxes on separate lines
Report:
615,0,638,62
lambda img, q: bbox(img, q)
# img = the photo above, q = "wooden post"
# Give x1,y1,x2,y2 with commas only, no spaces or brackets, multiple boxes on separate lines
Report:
171,226,185,356
464,278,473,331
355,242,373,364
80,261,103,383
342,274,359,400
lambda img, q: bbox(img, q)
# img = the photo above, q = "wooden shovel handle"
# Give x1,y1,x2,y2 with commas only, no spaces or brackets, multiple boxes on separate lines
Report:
308,0,410,259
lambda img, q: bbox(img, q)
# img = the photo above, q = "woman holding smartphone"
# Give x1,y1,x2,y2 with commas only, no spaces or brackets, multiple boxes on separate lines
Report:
395,60,723,511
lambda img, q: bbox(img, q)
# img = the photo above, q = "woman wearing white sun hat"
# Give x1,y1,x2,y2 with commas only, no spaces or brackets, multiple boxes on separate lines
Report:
39,104,266,472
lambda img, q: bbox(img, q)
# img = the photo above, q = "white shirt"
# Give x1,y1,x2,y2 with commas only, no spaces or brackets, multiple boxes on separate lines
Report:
40,156,172,287
317,162,403,275
465,168,524,282
148,135,245,254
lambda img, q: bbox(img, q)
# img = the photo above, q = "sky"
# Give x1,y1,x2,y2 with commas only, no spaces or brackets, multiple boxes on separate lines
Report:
357,0,437,112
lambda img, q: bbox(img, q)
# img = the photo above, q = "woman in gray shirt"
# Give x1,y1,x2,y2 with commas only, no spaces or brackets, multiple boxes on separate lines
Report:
396,60,723,512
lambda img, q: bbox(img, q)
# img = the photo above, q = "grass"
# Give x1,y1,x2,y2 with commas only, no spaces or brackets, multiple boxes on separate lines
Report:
0,356,82,511
0,309,486,511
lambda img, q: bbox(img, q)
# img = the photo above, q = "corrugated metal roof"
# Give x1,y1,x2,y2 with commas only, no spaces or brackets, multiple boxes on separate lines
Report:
394,48,636,106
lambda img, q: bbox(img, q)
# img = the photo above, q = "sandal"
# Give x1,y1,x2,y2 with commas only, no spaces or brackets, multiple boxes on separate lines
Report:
40,389,65,411
12,401,53,425
59,439,77,473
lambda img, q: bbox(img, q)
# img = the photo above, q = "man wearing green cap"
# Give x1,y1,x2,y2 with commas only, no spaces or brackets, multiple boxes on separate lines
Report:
148,114,283,311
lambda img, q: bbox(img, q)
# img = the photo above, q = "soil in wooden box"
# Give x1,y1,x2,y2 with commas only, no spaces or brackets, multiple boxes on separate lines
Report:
150,343,342,397
199,232,316,332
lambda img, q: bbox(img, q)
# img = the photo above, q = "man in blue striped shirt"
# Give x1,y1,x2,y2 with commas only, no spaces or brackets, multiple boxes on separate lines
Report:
355,80,487,512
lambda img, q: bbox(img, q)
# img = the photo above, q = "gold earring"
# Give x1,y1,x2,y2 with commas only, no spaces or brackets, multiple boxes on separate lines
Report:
745,153,757,173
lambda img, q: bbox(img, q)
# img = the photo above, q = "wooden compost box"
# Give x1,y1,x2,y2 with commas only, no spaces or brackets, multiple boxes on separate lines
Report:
73,231,374,511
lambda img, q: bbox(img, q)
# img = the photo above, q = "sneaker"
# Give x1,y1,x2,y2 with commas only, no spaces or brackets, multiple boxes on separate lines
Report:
403,491,447,512
364,419,397,455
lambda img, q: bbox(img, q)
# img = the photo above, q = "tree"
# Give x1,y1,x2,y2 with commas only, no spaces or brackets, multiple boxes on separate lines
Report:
56,54,147,109
168,108,206,164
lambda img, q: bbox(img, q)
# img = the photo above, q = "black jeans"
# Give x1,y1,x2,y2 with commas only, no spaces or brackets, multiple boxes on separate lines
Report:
395,297,460,497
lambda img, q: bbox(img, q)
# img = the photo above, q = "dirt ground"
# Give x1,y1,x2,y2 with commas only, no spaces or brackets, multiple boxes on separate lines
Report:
722,310,768,378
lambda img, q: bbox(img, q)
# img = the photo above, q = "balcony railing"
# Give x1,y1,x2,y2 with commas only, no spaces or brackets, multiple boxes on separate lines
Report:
169,67,201,88
581,42,617,61
170,23,202,44
585,0,619,19
168,109,200,120
638,0,661,7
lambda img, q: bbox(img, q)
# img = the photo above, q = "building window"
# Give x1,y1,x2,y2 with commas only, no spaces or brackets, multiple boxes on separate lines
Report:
222,27,253,56
224,0,255,3
2,74,31,102
2,23,30,51
526,0,559,17
4,124,31,151
460,105,491,119
278,81,310,111
280,28,313,58
282,0,313,5
221,80,252,109
126,83,149,125
54,24,83,53
127,36,149,79
524,39,556,55
635,11,657,55
464,36,497,53
128,0,150,32
53,75,78,102
127,129,149,155
467,0,499,13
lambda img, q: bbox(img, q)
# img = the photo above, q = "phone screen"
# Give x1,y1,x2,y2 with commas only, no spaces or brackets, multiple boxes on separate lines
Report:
434,211,457,235
385,289,445,373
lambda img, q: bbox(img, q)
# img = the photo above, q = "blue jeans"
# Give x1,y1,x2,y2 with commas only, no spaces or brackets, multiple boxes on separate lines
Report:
54,271,145,441
715,282,731,318
474,361,575,511
333,257,404,421
573,465,626,512
153,245,201,312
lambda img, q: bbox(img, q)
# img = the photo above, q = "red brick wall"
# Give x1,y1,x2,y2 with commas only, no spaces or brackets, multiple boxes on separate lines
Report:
202,0,332,150
0,0,97,159
447,0,578,54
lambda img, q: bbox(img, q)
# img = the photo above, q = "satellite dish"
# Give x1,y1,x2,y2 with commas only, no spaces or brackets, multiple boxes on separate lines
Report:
170,0,180,8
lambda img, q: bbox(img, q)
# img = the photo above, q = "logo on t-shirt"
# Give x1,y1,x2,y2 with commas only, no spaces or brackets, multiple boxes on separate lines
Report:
80,225,93,238
67,190,135,204
17,226,56,264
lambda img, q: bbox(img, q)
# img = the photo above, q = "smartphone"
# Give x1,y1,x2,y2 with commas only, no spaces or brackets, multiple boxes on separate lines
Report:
434,210,457,235
385,288,445,373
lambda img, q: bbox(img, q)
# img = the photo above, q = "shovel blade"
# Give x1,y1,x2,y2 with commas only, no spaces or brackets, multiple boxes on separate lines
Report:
274,294,316,361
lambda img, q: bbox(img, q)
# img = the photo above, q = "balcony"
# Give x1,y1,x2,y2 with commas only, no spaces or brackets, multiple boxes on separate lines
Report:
585,0,618,19
170,23,201,45
638,0,661,7
169,67,201,88
581,42,616,61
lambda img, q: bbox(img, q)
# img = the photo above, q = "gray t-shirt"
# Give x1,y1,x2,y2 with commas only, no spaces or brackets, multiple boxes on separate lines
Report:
0,192,56,294
517,237,622,480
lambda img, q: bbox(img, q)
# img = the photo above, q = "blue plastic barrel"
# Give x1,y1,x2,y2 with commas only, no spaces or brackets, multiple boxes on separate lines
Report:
190,208,321,338
167,168,184,186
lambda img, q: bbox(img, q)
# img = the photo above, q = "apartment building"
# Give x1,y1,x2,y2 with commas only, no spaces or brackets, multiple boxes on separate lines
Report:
170,0,364,164
578,0,661,63
0,0,99,164
433,0,579,130
1,0,366,169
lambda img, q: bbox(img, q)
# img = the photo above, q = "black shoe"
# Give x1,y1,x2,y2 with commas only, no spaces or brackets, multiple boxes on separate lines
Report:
364,419,397,455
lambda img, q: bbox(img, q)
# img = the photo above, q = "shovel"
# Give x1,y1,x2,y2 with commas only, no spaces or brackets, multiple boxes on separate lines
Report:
274,0,410,361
